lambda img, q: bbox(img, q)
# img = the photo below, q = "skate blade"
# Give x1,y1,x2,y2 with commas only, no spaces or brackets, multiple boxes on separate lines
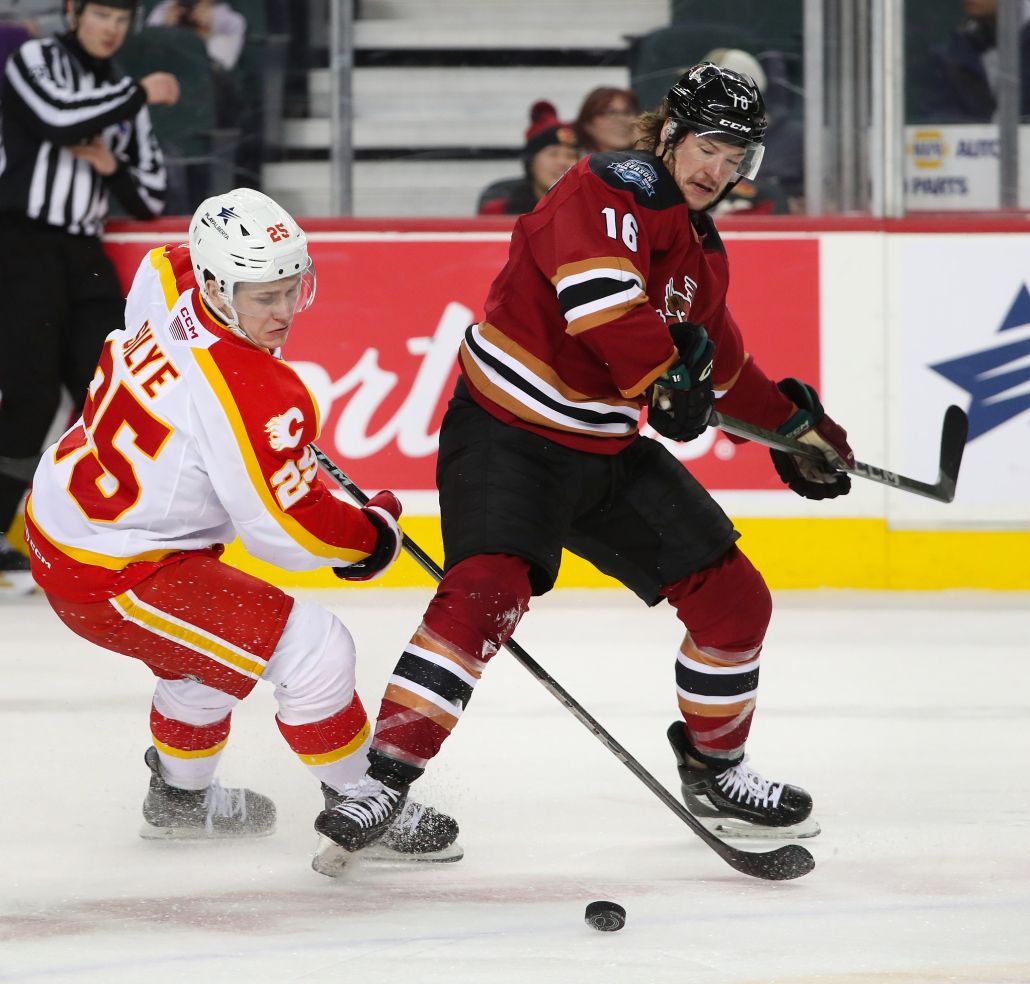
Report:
311,834,464,878
139,822,276,841
699,815,822,840
312,834,354,877
361,841,464,864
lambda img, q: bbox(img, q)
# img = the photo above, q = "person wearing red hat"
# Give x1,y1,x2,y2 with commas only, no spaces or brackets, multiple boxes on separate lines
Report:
478,100,580,215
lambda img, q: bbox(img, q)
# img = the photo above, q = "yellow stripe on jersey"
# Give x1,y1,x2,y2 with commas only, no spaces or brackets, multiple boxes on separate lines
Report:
149,247,180,310
25,497,178,571
294,720,371,766
153,736,228,759
191,347,367,563
111,590,267,679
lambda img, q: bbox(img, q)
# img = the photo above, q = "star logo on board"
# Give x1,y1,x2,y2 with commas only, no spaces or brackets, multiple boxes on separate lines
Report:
929,284,1030,442
216,206,238,225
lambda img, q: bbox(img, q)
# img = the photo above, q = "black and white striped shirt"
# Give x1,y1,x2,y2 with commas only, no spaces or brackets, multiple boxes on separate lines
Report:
0,32,165,236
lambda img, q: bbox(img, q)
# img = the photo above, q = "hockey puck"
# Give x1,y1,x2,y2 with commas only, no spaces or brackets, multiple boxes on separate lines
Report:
584,900,626,932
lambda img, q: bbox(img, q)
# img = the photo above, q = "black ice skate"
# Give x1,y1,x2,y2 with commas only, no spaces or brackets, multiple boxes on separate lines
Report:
666,722,820,840
312,782,463,875
140,746,276,840
0,546,34,598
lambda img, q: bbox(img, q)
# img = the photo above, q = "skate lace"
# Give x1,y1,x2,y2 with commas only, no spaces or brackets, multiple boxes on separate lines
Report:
715,756,784,809
203,781,248,832
332,776,401,830
391,800,426,835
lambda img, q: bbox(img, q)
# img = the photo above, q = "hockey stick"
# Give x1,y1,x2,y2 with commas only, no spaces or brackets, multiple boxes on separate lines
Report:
313,444,815,882
710,406,968,503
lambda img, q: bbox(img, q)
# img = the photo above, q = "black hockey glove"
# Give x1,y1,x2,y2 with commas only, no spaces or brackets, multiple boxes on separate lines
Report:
333,490,403,582
647,322,714,442
771,378,854,500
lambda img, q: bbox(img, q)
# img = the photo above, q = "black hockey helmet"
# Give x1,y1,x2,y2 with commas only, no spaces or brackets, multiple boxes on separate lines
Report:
663,62,767,181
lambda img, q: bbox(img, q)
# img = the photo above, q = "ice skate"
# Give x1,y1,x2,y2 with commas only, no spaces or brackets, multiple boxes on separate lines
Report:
140,746,276,840
312,782,463,875
667,722,820,839
0,546,34,598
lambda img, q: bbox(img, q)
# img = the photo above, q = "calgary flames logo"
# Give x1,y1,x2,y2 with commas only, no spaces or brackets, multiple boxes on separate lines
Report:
265,407,304,451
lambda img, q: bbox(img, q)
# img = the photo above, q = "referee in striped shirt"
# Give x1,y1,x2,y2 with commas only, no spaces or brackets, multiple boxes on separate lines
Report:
0,0,179,589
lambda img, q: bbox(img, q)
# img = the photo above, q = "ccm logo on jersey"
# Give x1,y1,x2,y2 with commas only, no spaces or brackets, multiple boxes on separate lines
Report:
265,407,305,451
169,306,199,342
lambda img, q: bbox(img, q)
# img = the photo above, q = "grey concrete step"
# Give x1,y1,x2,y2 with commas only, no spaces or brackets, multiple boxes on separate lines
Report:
262,158,524,218
353,20,654,50
358,0,667,27
304,65,631,137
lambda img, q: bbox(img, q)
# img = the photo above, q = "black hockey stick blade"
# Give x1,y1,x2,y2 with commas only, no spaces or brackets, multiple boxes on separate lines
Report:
312,444,815,881
711,405,968,503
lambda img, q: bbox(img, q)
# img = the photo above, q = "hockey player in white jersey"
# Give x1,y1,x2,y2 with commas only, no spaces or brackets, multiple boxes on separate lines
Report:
25,188,461,872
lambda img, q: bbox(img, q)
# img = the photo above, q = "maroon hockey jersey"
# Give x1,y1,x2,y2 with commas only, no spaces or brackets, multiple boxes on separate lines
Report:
458,151,793,454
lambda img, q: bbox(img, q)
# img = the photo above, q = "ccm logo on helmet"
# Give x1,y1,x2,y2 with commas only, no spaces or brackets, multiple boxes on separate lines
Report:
719,119,752,133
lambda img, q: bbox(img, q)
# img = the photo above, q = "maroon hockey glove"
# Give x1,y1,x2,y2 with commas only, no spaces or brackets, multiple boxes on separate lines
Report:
648,322,715,442
771,378,854,500
333,490,403,581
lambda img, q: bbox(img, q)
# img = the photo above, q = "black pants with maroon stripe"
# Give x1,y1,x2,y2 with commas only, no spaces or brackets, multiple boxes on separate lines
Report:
0,216,124,537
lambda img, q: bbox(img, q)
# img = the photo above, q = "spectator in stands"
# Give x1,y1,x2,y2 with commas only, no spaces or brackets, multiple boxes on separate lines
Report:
922,0,1030,122
146,0,244,72
0,1,65,39
0,0,177,596
574,86,641,153
145,0,245,125
478,100,580,215
699,48,800,214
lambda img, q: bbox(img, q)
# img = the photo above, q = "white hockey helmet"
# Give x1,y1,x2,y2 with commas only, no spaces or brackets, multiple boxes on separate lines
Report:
188,188,316,330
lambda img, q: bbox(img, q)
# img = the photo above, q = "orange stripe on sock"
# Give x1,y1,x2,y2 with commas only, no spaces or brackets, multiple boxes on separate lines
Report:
411,628,485,679
383,683,460,732
677,695,755,718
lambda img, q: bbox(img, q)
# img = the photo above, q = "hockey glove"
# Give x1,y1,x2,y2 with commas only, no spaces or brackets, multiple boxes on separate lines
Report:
648,322,714,442
333,490,403,582
771,378,854,500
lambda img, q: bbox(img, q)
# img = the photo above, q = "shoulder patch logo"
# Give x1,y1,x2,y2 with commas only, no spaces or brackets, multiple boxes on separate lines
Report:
606,159,660,197
265,407,304,451
662,275,698,322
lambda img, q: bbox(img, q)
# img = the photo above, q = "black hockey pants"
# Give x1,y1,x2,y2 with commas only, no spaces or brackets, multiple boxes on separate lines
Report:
0,217,124,535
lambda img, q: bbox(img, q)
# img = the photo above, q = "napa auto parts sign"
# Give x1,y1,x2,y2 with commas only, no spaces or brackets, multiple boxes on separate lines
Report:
103,225,819,494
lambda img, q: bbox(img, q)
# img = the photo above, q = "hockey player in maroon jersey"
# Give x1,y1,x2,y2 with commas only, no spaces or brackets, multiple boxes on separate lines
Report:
25,188,461,872
316,64,854,852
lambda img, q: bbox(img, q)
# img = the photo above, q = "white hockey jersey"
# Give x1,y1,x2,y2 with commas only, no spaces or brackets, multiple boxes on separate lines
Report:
26,243,379,602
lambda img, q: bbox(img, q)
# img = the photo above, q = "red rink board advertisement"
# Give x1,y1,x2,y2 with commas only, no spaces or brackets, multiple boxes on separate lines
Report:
104,229,819,494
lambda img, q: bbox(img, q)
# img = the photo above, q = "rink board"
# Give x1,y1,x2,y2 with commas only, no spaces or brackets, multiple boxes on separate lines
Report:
91,217,1030,590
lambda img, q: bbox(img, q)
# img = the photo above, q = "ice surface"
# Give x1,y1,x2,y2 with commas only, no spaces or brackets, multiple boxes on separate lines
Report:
1,588,1028,983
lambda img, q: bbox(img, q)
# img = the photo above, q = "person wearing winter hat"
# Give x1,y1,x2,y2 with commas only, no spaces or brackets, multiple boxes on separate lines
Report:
478,100,579,215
